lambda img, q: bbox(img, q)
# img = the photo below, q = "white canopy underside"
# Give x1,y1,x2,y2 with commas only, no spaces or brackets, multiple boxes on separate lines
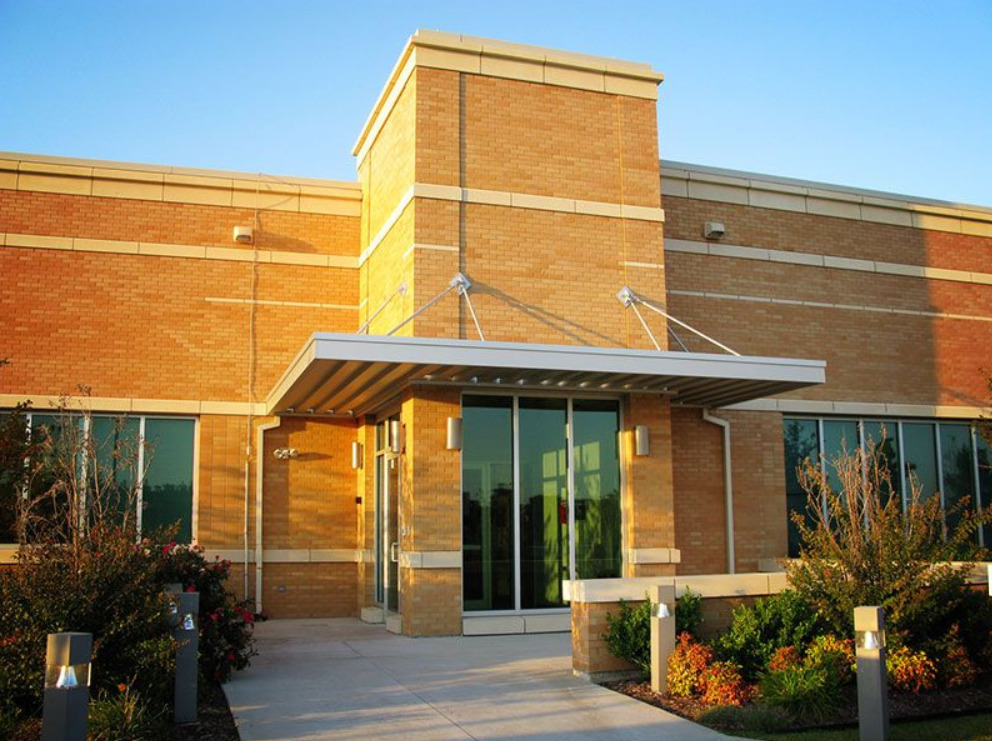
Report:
266,333,826,416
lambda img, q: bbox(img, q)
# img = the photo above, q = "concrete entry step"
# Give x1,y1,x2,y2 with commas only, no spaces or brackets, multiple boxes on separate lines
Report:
462,612,571,635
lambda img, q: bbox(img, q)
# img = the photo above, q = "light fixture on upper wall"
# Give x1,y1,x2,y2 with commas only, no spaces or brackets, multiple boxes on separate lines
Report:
703,221,725,240
634,425,650,456
351,441,364,470
233,226,254,244
446,417,463,451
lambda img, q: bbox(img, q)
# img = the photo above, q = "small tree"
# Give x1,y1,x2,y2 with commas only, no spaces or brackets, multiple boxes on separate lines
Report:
787,436,990,650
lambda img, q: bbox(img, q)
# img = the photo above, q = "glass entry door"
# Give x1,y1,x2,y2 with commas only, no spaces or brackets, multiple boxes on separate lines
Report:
462,395,621,613
374,414,401,623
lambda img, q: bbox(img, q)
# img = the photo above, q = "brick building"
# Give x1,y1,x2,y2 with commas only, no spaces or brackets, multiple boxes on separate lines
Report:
2,31,990,635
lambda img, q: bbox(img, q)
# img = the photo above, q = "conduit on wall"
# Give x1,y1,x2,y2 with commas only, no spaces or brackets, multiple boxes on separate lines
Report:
254,418,282,611
702,410,735,574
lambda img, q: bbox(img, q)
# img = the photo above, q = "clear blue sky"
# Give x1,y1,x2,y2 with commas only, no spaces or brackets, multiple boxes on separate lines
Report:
2,1,989,205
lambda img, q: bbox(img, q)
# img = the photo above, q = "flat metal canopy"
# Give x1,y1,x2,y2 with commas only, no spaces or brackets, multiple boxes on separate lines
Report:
266,333,826,416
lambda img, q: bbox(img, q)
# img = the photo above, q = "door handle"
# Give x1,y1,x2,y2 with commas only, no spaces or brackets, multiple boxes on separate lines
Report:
390,542,399,563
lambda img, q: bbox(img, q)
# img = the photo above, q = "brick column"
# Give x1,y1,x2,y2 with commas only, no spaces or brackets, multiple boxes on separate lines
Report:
623,395,678,577
400,386,463,635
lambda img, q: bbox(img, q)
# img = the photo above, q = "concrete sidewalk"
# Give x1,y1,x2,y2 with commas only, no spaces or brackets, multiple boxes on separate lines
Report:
224,618,730,740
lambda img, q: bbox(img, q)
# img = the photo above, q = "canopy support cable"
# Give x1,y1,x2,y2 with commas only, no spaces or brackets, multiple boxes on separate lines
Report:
357,282,408,334
616,285,740,356
386,273,477,338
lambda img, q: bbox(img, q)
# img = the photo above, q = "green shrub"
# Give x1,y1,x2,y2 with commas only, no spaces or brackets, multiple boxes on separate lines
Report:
713,590,824,681
153,540,258,683
0,523,175,715
804,634,854,684
88,684,169,741
698,704,791,733
758,663,842,722
667,631,714,697
700,660,753,706
887,646,938,694
675,587,703,638
787,438,990,650
603,598,652,675
768,645,801,673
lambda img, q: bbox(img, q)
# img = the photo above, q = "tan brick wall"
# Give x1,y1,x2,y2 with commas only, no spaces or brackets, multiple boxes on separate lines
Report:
417,69,660,207
402,568,462,636
197,414,252,549
571,600,638,677
664,195,989,273
260,417,358,550
624,395,676,576
664,194,992,407
261,563,357,619
0,189,360,257
671,409,788,574
361,73,416,243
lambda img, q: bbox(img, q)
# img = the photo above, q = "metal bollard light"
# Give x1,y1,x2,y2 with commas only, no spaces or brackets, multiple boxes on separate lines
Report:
855,606,889,741
42,632,92,741
649,584,677,694
173,590,200,724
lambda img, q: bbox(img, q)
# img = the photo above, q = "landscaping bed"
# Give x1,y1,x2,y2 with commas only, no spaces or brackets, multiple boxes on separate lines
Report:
171,682,240,741
607,674,992,733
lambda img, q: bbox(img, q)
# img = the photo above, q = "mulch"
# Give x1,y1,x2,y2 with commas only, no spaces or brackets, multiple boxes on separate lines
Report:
605,675,992,731
171,681,240,741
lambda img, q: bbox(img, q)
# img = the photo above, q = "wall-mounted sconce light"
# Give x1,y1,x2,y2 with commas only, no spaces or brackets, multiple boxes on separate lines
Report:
389,420,402,454
233,225,254,244
43,632,92,741
446,417,463,451
634,425,650,456
351,441,364,470
273,448,299,460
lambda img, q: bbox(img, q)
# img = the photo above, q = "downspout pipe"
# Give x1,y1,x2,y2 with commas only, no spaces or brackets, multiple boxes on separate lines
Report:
702,410,735,574
255,418,282,613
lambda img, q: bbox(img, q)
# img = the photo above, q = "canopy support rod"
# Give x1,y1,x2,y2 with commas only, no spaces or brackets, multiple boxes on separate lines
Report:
667,325,690,353
357,282,407,334
386,273,473,337
629,301,660,351
459,283,485,342
617,286,740,356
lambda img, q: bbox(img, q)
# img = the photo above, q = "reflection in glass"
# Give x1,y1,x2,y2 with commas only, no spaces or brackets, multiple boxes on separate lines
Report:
142,419,195,541
90,417,141,523
977,435,992,547
573,400,621,579
783,418,819,557
940,424,975,532
902,423,938,503
863,421,900,505
822,420,858,495
462,397,514,611
519,398,568,609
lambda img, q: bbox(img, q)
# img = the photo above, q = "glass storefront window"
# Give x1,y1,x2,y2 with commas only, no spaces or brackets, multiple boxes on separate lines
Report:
142,418,195,542
573,400,622,580
462,396,515,611
977,434,992,547
862,421,900,505
822,420,858,495
939,424,975,531
461,395,622,612
519,397,569,610
902,423,938,504
784,417,990,551
783,418,819,557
